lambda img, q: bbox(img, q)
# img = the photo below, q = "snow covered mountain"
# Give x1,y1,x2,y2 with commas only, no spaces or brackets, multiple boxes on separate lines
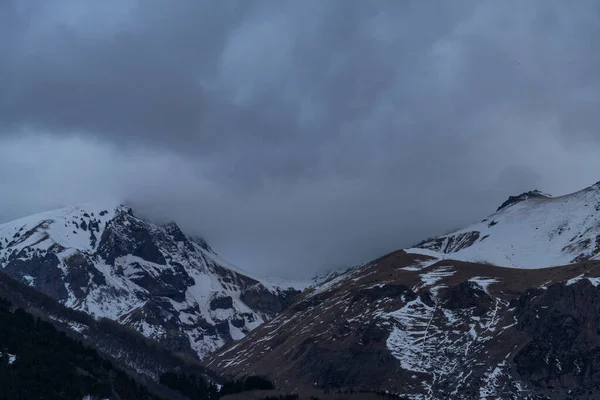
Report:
412,182,600,268
0,203,300,359
208,182,600,399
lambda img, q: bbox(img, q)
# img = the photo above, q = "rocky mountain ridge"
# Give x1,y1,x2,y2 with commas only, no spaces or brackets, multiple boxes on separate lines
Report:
0,203,300,359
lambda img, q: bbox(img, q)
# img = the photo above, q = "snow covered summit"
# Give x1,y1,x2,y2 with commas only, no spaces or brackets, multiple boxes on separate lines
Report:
0,202,300,358
411,182,600,268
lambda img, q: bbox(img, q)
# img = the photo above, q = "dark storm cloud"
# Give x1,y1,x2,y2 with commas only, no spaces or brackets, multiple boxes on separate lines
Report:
2,0,600,278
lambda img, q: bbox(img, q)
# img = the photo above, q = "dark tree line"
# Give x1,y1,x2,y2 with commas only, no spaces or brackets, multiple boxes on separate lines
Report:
159,372,219,399
0,294,278,400
0,298,162,400
160,371,276,399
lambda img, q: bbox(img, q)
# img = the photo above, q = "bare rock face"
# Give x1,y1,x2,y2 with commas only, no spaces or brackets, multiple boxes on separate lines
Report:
0,203,301,359
210,295,234,310
4,252,68,301
417,231,481,254
513,280,600,395
125,261,194,302
63,253,106,299
441,280,493,316
240,285,298,315
496,189,550,212
97,212,167,266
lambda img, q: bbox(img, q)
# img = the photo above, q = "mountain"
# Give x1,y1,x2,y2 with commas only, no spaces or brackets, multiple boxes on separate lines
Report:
412,183,600,268
208,182,600,399
0,203,300,359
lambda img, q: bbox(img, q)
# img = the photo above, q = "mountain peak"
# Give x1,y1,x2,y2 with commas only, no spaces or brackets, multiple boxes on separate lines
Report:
496,189,551,212
0,202,301,359
411,181,600,269
587,180,600,191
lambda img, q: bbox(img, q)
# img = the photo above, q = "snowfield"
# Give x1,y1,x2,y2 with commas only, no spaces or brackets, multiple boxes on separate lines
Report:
409,183,600,269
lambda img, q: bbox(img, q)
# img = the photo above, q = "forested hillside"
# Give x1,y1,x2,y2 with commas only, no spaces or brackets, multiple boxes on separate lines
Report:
0,298,168,399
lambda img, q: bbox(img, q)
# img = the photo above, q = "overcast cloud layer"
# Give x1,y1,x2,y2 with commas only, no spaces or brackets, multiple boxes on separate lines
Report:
2,1,600,278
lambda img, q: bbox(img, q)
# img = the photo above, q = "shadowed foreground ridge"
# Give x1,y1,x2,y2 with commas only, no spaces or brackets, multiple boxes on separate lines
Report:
209,252,600,399
0,292,181,400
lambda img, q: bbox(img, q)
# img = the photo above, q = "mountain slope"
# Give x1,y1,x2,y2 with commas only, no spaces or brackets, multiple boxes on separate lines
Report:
0,203,300,359
208,181,600,399
412,183,600,268
209,251,600,399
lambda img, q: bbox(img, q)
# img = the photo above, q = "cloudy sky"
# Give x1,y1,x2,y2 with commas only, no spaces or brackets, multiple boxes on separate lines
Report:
2,1,600,278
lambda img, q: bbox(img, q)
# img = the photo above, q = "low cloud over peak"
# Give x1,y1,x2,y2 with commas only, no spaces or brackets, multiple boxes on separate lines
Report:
2,0,600,278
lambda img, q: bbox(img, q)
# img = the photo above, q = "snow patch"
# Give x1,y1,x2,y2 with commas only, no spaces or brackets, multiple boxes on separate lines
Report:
566,274,600,287
479,363,505,399
419,266,455,286
468,277,499,294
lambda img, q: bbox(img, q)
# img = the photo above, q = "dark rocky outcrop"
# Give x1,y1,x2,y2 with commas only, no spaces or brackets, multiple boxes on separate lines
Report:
214,321,232,342
418,289,436,307
124,298,197,355
127,262,194,302
514,280,600,391
3,253,68,302
98,212,166,266
291,296,324,313
241,286,300,316
190,236,214,254
441,280,493,316
210,295,234,310
296,336,398,389
165,223,196,253
417,231,480,254
64,253,106,299
497,190,549,212
231,317,246,329
165,222,187,243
